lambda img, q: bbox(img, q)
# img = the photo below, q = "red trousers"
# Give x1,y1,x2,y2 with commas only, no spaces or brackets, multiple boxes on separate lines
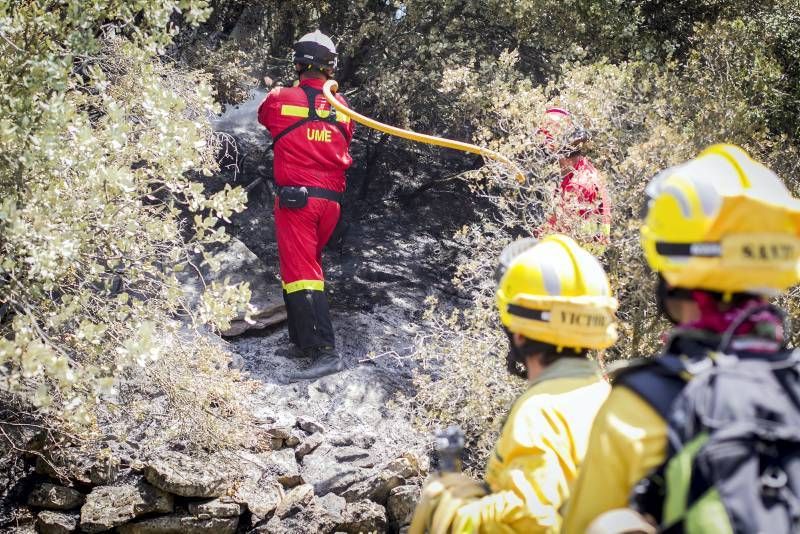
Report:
274,197,340,349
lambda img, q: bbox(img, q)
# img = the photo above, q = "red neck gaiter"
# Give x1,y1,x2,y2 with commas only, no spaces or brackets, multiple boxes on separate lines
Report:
683,291,783,343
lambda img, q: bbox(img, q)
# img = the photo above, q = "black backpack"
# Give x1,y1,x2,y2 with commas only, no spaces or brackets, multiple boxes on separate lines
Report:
618,307,800,533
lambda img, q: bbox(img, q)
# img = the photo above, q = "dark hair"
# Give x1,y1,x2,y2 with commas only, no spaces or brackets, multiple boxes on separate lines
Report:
505,328,587,378
518,337,588,365
295,64,331,78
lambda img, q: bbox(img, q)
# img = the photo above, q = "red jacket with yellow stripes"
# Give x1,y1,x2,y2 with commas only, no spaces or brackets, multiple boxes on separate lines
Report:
258,78,355,193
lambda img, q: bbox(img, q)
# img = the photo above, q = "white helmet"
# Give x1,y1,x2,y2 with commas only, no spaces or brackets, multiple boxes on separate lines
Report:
293,30,337,71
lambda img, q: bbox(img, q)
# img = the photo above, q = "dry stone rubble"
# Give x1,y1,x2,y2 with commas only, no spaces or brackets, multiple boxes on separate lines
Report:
16,418,427,533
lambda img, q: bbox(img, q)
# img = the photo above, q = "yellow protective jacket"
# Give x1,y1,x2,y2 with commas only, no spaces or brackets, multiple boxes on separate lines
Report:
451,357,610,533
560,386,667,533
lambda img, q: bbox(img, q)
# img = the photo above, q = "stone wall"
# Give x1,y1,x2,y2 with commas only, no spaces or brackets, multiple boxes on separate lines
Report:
10,416,425,534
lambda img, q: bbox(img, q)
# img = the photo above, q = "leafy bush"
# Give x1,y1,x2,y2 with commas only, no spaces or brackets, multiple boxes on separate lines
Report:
0,1,253,449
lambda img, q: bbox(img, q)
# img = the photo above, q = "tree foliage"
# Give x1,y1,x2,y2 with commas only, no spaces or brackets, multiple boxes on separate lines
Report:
0,0,251,446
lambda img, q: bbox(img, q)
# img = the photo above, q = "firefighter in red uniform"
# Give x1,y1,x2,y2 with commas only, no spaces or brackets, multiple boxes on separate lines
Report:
538,107,611,248
257,30,355,380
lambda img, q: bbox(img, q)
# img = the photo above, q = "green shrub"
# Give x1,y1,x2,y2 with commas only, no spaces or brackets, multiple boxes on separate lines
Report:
0,1,253,449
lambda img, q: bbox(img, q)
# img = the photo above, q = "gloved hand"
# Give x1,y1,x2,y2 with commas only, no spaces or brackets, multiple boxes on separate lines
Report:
409,473,488,534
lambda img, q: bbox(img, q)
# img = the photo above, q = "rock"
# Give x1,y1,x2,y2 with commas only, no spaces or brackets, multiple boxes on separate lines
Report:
222,311,287,337
339,454,422,505
329,432,377,450
220,321,250,337
187,497,244,518
35,449,119,486
254,410,297,448
257,493,341,534
80,480,173,533
235,479,281,525
300,443,374,497
144,450,232,497
297,416,326,434
264,426,292,440
260,508,337,534
253,408,297,430
295,432,324,461
274,484,314,519
317,493,347,520
117,514,238,534
267,448,303,488
336,500,387,534
231,452,283,523
387,454,424,479
284,430,302,448
387,485,421,527
339,471,403,505
178,237,286,337
36,510,78,534
27,483,84,510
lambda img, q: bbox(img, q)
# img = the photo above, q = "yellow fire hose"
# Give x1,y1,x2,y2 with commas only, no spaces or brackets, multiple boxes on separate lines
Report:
322,80,526,183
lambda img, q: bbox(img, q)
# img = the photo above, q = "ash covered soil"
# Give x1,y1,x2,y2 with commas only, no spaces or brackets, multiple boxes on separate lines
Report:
210,88,481,489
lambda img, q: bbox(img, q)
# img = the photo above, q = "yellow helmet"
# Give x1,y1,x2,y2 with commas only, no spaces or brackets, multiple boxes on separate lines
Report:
640,144,800,295
496,234,618,351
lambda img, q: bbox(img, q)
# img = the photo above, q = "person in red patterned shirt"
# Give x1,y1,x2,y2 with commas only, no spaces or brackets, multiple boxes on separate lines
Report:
257,30,355,380
537,108,611,249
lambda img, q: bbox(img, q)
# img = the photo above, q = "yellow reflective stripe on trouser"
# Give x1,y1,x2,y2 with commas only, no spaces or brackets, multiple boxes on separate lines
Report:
283,280,325,293
280,105,351,124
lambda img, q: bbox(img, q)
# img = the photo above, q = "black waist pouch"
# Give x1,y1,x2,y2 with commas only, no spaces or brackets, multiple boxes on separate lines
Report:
278,186,308,209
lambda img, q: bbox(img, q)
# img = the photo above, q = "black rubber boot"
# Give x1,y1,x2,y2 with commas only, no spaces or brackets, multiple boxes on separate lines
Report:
283,289,336,348
288,347,344,381
274,344,308,359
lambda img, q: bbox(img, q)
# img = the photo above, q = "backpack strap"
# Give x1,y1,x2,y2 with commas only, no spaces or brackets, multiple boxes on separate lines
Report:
622,353,714,525
771,349,800,412
270,85,350,151
613,354,692,420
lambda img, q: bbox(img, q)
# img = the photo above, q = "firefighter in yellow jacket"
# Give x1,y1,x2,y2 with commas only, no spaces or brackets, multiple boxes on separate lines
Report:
410,234,619,533
562,144,800,533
